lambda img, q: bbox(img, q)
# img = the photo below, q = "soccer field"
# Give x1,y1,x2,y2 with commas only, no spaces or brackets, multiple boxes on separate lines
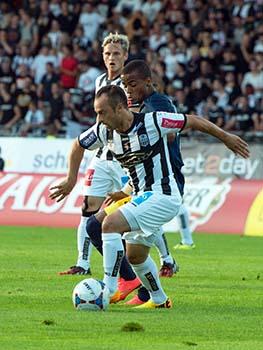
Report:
0,227,262,350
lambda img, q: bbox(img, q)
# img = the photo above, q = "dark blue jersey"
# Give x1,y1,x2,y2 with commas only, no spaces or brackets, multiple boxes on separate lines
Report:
139,91,185,196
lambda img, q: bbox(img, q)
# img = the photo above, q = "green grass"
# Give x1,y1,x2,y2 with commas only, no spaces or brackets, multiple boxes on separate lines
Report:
0,226,262,350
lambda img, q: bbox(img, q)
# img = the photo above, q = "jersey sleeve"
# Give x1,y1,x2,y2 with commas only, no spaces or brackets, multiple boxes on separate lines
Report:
154,111,187,135
78,123,105,150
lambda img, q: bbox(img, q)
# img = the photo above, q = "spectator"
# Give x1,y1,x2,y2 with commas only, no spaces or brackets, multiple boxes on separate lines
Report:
47,19,63,49
225,95,255,132
59,44,78,89
0,57,16,89
37,0,53,41
31,44,58,84
15,76,37,118
12,42,34,75
77,59,101,94
78,3,104,43
39,62,59,101
1,15,21,56
241,59,263,96
47,82,63,135
72,25,91,51
224,72,241,105
212,78,229,110
57,1,79,35
204,95,225,128
124,10,148,43
252,97,263,132
141,0,162,24
0,82,21,135
19,9,39,53
19,100,45,137
60,90,85,138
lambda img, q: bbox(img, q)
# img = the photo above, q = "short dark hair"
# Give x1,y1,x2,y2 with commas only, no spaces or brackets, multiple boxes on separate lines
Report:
95,85,128,109
122,59,152,79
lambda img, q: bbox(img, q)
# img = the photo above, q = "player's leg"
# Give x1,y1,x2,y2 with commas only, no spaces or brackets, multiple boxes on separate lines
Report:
126,243,170,308
87,204,141,298
59,158,118,275
174,203,195,250
126,228,179,305
101,209,169,307
118,191,182,308
154,227,179,277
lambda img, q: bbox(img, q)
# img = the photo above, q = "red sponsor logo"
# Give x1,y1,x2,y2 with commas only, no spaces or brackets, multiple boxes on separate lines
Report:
161,118,184,129
84,169,95,186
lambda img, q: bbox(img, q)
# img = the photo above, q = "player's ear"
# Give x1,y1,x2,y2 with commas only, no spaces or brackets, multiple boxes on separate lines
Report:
146,77,152,87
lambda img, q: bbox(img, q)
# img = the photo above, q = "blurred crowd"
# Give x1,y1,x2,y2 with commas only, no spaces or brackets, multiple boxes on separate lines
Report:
0,0,262,139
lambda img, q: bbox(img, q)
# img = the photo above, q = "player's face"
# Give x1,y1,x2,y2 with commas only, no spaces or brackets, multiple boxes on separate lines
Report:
94,94,120,130
103,43,128,77
121,73,150,103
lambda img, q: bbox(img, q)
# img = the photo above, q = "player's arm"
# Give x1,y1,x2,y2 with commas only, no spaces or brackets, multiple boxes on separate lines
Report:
185,114,250,159
49,124,104,202
49,138,85,202
156,111,250,159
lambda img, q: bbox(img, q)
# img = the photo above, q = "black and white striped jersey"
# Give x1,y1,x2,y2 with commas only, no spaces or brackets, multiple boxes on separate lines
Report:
79,111,187,196
94,73,124,161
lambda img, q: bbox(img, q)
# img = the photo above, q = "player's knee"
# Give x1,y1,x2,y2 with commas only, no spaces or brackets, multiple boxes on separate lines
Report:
101,215,117,233
127,252,146,265
81,196,103,216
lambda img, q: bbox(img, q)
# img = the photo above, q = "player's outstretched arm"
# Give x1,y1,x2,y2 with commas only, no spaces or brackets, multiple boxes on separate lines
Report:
49,139,84,202
185,114,250,159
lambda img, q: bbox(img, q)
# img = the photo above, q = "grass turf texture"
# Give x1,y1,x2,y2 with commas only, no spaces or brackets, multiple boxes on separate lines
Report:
0,226,262,350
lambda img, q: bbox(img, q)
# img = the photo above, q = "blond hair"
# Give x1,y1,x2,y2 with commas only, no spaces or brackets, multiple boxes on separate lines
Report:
102,33,129,52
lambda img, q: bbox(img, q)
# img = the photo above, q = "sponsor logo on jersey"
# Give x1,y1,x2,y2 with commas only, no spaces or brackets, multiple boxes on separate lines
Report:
81,130,97,148
84,169,95,186
161,118,184,129
139,134,150,147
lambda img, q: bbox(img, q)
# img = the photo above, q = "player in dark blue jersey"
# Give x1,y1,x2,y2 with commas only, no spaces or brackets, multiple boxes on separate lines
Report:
124,62,195,251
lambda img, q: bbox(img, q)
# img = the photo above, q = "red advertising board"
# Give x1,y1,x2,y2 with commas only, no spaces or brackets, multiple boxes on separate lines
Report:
0,172,262,236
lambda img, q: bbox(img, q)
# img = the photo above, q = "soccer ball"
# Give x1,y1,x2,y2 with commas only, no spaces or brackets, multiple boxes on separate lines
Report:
72,278,110,311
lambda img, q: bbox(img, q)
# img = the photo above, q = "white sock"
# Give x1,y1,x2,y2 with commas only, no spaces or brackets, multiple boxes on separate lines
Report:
154,228,173,265
76,216,93,269
102,233,124,295
177,204,193,245
132,256,167,304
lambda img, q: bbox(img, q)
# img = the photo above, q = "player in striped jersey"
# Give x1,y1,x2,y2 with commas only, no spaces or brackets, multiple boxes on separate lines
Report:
50,85,249,308
59,33,140,294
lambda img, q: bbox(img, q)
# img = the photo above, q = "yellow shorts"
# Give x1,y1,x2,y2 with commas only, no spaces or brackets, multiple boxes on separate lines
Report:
104,196,132,215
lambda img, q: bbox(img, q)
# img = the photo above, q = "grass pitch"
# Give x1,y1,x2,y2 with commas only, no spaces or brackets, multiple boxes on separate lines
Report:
0,226,262,350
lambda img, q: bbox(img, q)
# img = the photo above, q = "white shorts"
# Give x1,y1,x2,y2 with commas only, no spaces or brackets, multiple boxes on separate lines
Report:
120,191,182,247
82,156,127,197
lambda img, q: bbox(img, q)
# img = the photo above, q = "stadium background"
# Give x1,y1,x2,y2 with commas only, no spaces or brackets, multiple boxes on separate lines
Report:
0,0,262,236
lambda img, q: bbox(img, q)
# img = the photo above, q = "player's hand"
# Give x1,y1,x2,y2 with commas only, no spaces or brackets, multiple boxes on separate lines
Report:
49,178,76,202
103,191,129,206
224,133,250,159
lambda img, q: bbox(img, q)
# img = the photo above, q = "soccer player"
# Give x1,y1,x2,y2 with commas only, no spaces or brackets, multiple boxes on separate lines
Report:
59,33,128,274
60,33,175,299
50,85,249,308
84,60,187,305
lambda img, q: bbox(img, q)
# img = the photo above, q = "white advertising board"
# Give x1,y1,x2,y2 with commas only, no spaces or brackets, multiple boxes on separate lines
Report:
0,137,94,174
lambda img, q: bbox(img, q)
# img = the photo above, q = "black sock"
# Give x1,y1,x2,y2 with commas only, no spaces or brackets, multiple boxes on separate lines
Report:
86,215,103,254
137,286,150,302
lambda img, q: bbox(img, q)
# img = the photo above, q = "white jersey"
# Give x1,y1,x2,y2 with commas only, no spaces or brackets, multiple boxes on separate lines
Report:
79,111,186,196
94,73,124,161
